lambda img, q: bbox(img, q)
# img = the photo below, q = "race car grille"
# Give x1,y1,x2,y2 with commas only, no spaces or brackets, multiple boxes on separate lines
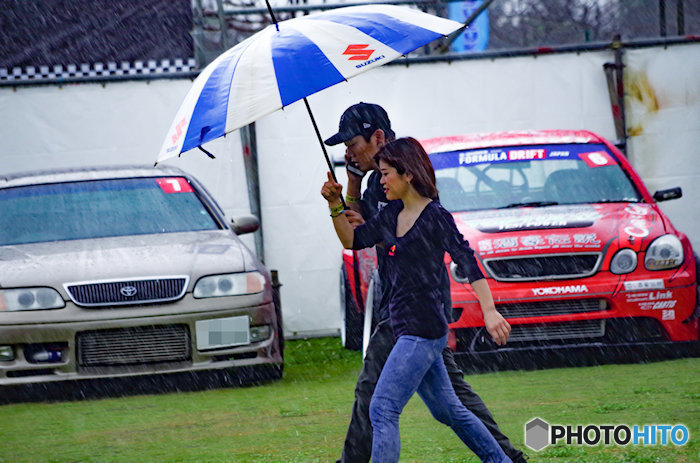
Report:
509,320,605,342
484,254,601,281
77,325,191,367
497,299,608,318
66,277,188,307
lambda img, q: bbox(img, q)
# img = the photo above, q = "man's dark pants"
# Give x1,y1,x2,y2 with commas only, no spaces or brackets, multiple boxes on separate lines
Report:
339,318,525,463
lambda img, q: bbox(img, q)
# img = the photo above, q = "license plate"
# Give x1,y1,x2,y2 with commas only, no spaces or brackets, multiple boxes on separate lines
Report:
196,316,250,350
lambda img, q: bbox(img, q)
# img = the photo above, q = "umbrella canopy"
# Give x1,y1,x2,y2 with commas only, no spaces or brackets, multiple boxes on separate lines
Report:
156,4,462,164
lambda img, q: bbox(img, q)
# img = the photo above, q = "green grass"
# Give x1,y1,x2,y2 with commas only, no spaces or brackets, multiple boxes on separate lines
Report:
1,338,698,462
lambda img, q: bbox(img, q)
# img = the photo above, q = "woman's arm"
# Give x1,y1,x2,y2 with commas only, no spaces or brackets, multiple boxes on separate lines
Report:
470,278,510,346
321,172,354,249
437,206,510,345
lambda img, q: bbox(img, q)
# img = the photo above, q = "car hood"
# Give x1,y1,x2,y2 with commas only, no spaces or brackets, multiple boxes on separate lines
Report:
452,203,666,257
0,231,249,290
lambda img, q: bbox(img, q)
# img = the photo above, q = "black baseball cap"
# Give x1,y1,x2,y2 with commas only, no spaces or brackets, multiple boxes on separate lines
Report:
324,102,393,146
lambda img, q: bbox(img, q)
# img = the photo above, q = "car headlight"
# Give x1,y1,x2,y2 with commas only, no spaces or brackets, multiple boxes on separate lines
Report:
610,248,638,274
449,261,470,283
645,234,684,271
0,287,65,311
193,272,266,298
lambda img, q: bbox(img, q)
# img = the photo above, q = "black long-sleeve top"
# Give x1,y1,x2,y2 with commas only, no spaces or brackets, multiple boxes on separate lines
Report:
352,200,484,339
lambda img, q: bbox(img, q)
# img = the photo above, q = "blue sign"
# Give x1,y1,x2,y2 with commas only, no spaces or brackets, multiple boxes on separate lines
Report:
431,144,616,170
448,0,489,52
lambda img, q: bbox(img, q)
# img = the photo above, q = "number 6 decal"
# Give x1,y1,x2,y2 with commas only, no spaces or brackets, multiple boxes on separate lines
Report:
579,151,615,168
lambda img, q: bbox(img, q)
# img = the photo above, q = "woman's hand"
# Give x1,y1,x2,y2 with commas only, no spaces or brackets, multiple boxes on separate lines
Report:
470,278,510,346
321,171,343,205
483,309,510,346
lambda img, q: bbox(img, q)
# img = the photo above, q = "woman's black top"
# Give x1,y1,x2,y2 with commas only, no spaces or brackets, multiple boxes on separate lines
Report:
352,200,484,339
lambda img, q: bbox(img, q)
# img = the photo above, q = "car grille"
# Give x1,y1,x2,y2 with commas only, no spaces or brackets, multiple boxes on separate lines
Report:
77,325,191,367
484,253,601,281
66,277,188,306
497,299,608,318
509,320,605,342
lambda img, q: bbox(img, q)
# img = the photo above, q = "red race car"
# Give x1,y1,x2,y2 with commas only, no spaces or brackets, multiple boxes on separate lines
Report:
340,130,699,369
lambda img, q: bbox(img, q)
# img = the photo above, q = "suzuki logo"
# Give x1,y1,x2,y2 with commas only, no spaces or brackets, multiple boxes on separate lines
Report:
343,44,375,61
120,286,138,297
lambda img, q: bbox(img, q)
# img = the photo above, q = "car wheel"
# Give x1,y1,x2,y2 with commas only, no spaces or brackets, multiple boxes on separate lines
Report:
340,265,364,351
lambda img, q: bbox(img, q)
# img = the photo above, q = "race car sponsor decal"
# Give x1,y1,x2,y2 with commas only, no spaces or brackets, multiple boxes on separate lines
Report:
623,279,665,291
508,148,546,160
478,232,601,254
623,204,653,238
579,150,616,167
156,177,193,193
662,309,675,320
532,285,589,296
464,205,600,233
431,143,618,169
625,290,677,311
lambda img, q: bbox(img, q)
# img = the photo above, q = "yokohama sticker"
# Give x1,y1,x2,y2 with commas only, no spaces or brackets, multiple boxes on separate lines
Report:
532,285,589,296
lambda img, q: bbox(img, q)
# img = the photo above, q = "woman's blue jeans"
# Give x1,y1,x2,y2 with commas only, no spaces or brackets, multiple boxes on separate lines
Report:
369,334,511,463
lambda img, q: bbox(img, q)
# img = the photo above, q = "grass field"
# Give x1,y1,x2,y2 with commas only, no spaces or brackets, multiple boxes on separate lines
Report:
1,337,698,462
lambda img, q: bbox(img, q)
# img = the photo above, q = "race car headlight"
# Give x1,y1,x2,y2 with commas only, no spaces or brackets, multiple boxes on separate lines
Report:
193,272,266,298
610,248,638,274
0,287,65,311
644,234,684,271
449,261,470,283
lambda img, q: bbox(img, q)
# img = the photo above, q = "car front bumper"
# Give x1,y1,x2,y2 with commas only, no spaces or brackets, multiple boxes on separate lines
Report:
0,298,283,393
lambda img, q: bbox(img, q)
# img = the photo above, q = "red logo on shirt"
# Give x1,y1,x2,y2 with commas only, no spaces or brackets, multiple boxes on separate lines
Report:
388,245,396,256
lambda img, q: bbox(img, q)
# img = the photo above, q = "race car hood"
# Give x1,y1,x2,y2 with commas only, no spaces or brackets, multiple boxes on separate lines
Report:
451,203,667,257
0,230,250,294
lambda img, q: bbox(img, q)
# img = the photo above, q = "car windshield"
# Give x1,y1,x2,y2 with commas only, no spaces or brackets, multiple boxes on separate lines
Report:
431,143,643,212
0,177,220,245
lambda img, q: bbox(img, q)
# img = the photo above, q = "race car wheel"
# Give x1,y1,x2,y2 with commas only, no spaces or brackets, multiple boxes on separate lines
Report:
340,265,364,350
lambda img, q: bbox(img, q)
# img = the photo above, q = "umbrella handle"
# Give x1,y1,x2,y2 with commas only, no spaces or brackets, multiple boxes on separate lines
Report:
304,98,348,210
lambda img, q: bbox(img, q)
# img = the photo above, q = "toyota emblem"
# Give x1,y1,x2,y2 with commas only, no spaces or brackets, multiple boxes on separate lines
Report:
120,285,138,297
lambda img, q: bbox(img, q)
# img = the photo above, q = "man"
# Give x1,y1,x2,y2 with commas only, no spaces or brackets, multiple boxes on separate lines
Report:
325,102,527,463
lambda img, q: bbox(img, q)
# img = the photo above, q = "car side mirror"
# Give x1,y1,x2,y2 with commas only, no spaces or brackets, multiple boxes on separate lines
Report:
653,187,682,202
231,215,260,235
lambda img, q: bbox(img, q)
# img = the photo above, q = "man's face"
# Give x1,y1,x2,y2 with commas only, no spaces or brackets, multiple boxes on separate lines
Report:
344,133,381,173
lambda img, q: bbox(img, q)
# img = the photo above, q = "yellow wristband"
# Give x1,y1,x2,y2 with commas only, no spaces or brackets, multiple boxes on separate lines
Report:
345,194,360,204
329,203,344,217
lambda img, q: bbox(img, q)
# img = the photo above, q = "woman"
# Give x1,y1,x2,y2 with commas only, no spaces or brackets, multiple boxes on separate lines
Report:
321,137,512,463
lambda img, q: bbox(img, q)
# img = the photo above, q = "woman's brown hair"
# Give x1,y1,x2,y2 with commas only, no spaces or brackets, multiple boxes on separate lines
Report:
374,137,438,199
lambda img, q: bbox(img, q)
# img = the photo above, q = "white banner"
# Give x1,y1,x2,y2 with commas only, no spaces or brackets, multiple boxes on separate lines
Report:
1,43,698,336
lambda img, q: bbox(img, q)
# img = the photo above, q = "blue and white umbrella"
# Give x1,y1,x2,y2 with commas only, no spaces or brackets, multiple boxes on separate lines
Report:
156,4,462,165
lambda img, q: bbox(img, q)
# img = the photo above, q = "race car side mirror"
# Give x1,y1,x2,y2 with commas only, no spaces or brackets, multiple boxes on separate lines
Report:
653,187,682,202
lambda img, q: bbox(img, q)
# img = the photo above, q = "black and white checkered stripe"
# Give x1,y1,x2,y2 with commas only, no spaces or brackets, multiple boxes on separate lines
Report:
0,58,197,82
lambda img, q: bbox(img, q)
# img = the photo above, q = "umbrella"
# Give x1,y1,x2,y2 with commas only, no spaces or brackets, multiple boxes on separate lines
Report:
155,3,462,184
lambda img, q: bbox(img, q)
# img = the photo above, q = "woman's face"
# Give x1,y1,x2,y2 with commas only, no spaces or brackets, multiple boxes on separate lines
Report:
379,159,412,201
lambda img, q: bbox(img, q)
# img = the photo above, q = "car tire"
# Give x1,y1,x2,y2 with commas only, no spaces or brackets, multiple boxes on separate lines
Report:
340,265,364,351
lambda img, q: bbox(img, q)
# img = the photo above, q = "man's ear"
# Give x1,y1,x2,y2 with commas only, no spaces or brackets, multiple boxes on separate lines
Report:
372,129,386,147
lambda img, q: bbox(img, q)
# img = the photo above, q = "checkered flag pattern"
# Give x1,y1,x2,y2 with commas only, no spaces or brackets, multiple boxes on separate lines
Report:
0,58,197,83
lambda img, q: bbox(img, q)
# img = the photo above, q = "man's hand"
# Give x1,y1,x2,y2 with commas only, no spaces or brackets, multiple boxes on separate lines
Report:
484,309,510,346
345,154,366,180
321,171,343,204
344,209,365,228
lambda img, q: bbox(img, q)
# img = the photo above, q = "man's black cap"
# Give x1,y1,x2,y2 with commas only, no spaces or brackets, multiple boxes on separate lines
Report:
324,102,392,146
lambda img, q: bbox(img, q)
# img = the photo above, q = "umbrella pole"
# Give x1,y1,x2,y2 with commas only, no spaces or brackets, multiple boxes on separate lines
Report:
303,97,347,210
